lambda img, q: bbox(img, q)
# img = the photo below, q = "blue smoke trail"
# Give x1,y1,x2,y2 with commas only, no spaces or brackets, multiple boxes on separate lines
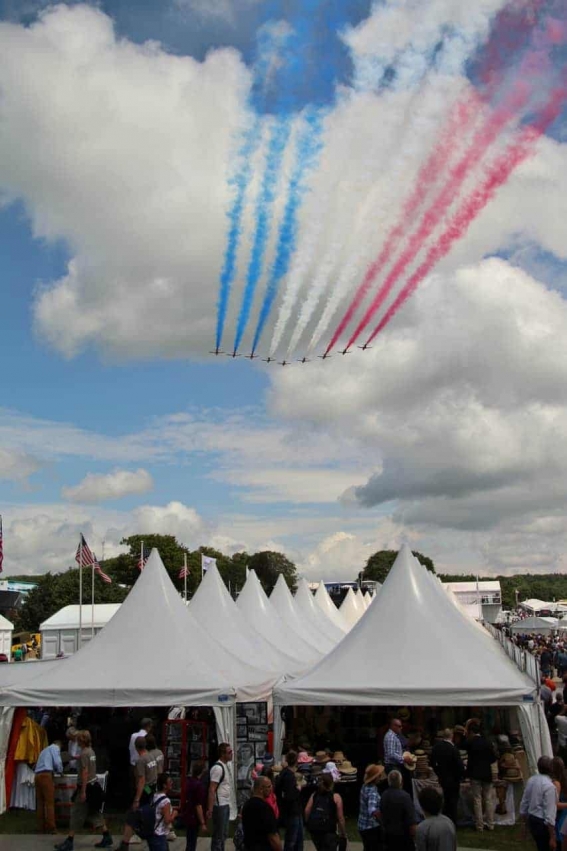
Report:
251,107,325,354
215,118,261,352
232,115,293,353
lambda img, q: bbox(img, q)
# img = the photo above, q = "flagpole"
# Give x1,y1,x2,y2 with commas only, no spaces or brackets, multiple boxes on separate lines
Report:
79,536,83,650
91,553,95,639
140,540,144,571
184,553,188,603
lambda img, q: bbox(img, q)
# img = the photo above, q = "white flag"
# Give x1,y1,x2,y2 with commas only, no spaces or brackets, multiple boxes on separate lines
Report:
202,555,217,573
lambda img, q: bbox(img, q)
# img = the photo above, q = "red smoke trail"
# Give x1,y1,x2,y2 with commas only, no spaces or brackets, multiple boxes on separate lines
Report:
341,81,531,350
325,0,551,356
364,81,567,346
323,93,482,355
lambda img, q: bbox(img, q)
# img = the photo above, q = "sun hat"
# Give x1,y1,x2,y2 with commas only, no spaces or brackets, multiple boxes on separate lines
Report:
339,760,357,776
403,752,417,771
262,753,274,767
314,751,328,763
297,750,314,764
363,764,385,784
323,761,341,781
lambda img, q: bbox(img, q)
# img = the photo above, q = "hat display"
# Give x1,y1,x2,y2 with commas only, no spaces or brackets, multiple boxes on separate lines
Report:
413,750,429,779
333,751,345,765
297,751,314,764
263,753,274,766
314,751,328,763
363,764,385,784
323,761,341,782
339,760,357,776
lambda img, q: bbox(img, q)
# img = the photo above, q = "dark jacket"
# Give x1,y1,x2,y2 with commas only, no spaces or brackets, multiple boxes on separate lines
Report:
275,767,301,820
430,740,464,788
465,735,496,783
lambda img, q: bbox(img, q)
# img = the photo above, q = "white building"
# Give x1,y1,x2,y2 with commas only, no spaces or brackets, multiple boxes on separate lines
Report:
442,580,502,624
40,604,121,659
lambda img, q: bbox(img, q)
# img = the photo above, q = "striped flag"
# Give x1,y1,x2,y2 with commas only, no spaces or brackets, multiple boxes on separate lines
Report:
0,515,3,574
178,562,189,580
75,534,95,566
138,543,150,571
93,554,112,584
201,555,216,574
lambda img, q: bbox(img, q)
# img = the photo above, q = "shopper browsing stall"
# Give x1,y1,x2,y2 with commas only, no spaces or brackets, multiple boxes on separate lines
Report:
358,764,384,851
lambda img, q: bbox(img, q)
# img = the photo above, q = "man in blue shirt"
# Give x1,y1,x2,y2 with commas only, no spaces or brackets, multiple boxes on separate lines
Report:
35,740,63,833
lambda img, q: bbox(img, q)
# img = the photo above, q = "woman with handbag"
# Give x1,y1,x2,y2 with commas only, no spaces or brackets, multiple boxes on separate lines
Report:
54,730,111,851
304,773,347,851
358,765,385,851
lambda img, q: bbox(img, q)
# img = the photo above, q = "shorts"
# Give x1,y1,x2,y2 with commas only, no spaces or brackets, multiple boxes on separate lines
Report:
70,799,104,831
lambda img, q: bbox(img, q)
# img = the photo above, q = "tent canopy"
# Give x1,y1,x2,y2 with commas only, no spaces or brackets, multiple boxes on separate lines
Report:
274,545,537,707
294,579,344,646
339,587,363,629
40,604,121,631
0,615,13,631
0,550,239,707
510,617,557,634
314,582,348,633
269,575,335,654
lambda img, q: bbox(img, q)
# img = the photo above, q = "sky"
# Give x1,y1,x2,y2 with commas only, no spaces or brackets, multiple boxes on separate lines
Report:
0,0,567,580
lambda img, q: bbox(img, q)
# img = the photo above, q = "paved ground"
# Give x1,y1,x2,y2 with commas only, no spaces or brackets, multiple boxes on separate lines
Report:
0,840,495,851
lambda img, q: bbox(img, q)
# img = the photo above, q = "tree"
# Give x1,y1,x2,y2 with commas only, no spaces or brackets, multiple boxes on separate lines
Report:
247,551,298,595
362,549,435,585
14,569,128,633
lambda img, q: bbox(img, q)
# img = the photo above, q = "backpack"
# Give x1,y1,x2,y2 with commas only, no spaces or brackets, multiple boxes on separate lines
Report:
132,794,167,840
306,791,336,834
203,761,226,806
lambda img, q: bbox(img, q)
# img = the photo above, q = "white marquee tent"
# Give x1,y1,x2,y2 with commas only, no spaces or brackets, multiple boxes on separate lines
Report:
339,587,363,630
274,545,549,772
510,617,558,635
236,571,321,669
314,582,348,633
269,576,336,655
294,579,345,646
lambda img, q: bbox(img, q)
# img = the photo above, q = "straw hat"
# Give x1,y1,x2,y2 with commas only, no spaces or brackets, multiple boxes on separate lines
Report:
403,752,417,771
333,751,345,765
339,760,357,776
297,751,314,765
314,750,328,764
363,764,385,784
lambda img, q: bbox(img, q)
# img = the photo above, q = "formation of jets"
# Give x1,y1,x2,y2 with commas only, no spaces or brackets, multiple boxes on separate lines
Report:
210,345,372,363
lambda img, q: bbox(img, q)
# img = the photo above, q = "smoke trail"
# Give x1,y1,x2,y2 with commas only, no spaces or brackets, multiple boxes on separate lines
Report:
323,91,482,355
215,118,262,351
365,79,567,345
342,79,533,350
251,107,325,355
322,0,552,354
232,116,292,353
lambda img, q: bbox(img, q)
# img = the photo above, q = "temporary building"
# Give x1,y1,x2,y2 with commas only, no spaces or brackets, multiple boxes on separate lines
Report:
293,579,345,646
40,604,121,658
274,545,549,773
0,616,13,659
269,575,335,655
189,562,301,679
509,617,558,635
314,582,348,633
339,587,363,630
236,571,321,669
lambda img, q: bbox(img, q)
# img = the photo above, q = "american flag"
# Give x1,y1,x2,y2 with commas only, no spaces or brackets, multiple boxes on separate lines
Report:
93,555,112,584
178,561,189,580
0,514,3,574
75,534,95,566
138,543,150,571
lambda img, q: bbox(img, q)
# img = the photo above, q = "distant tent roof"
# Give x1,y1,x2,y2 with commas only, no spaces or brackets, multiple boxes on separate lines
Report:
275,545,537,707
0,615,13,630
314,582,348,633
0,550,239,706
294,579,344,646
339,587,363,629
510,617,558,633
40,604,121,631
269,576,335,655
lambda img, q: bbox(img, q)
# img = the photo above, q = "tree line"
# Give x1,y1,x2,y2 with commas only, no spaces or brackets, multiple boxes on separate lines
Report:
11,540,567,632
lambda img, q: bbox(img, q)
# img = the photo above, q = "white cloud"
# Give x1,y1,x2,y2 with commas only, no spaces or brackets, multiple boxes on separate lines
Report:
0,448,42,483
62,468,154,503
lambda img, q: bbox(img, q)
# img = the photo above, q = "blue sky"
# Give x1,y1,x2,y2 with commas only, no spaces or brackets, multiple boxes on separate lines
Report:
0,0,567,579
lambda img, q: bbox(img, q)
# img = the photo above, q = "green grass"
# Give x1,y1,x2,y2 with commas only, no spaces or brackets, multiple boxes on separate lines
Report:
0,809,529,849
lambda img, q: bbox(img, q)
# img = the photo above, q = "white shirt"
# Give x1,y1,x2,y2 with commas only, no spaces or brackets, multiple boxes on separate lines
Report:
557,716,567,748
153,793,171,836
129,729,148,767
520,774,557,827
210,761,231,807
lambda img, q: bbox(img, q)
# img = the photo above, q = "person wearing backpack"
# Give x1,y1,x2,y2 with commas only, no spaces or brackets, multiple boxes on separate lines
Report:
148,773,178,851
182,760,207,851
206,743,233,851
304,773,346,851
275,750,303,851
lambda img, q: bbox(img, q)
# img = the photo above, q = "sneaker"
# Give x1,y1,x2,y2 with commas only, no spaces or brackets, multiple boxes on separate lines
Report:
94,835,113,848
167,832,177,842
